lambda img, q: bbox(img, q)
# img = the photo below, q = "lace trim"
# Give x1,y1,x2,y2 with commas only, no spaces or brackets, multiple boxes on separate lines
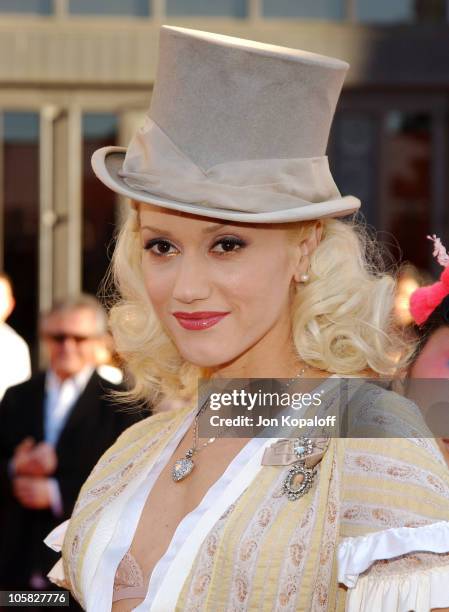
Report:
112,551,149,602
114,551,145,590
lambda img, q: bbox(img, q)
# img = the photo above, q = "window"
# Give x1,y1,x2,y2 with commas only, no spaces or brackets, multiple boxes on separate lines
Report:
263,0,344,20
69,0,150,17
0,0,52,14
328,112,379,228
330,108,435,269
166,0,247,18
357,0,446,23
382,111,432,268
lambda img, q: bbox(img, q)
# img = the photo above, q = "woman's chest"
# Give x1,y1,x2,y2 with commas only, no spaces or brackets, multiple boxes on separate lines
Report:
84,431,340,612
128,437,250,580
109,454,323,612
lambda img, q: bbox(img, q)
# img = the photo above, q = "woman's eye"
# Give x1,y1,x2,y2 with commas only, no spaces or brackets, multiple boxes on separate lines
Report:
211,237,246,254
143,239,177,256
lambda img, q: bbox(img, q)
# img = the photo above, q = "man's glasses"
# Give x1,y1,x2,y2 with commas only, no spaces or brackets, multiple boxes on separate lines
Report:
44,333,97,344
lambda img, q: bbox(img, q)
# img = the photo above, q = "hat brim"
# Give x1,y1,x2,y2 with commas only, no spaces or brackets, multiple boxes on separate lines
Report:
92,146,361,223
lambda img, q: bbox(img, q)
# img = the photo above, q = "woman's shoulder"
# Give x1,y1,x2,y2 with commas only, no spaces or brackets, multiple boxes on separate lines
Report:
338,369,430,434
113,397,192,444
77,398,192,494
337,379,449,611
340,405,449,526
338,374,449,493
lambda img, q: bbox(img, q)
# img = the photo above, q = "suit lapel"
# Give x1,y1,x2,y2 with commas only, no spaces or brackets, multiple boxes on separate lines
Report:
55,371,100,451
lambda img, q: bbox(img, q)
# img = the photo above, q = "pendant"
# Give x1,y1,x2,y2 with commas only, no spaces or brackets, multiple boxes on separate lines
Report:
282,463,316,501
172,449,195,482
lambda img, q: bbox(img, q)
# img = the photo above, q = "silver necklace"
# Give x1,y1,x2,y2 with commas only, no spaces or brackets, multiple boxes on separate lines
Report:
172,400,216,482
171,364,310,483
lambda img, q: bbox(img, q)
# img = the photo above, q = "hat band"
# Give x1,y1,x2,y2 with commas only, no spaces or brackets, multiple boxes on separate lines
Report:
118,116,342,214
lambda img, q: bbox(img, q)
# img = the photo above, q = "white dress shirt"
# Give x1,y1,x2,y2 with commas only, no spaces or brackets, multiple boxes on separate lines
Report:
43,365,94,516
0,322,31,401
44,366,94,447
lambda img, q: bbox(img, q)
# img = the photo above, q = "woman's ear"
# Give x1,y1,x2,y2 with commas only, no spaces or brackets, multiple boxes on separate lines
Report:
306,221,323,253
292,221,323,283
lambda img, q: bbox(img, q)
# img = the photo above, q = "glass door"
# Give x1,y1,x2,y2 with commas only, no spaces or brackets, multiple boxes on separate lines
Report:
1,111,40,364
0,92,148,369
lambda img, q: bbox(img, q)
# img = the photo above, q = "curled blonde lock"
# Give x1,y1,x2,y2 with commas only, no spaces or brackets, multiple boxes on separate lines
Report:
288,218,415,376
103,204,416,409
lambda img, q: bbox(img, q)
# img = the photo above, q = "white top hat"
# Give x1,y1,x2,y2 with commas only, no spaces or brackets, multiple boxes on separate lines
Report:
92,26,361,223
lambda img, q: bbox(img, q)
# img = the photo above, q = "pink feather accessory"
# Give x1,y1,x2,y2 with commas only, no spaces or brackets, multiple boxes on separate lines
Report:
427,234,449,267
409,235,449,326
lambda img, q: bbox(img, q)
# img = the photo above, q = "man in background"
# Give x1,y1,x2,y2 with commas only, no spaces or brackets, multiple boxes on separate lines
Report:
0,295,143,593
0,272,31,400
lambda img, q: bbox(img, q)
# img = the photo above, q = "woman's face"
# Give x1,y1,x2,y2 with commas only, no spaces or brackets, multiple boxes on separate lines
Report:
139,205,303,368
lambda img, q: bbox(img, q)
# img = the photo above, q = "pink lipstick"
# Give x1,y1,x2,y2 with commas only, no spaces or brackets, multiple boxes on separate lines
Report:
173,311,230,330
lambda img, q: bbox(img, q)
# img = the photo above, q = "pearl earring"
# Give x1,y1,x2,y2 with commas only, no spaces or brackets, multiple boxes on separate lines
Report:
299,273,309,283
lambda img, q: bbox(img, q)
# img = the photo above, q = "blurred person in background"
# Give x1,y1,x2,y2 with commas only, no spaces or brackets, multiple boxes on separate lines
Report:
405,234,449,464
0,272,31,400
408,235,449,379
0,294,143,596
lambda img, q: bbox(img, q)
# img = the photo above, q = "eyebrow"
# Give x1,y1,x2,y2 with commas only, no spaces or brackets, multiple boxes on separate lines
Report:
140,223,230,235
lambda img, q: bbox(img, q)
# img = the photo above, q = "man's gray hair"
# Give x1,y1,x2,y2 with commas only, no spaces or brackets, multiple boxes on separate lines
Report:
41,294,108,335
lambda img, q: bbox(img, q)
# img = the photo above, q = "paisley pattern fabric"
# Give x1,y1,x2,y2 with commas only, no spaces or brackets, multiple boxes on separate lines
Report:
46,381,449,611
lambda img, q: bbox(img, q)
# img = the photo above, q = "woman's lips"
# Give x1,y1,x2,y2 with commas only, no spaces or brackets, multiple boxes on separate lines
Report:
172,311,230,330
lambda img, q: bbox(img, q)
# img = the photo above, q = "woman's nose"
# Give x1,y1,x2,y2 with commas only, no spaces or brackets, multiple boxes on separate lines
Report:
172,255,211,304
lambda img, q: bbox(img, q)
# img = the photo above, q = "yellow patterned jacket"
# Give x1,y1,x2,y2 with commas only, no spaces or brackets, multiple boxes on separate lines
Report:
45,380,449,611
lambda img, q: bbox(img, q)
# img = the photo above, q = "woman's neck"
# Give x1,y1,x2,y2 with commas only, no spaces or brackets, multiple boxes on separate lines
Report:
209,334,316,380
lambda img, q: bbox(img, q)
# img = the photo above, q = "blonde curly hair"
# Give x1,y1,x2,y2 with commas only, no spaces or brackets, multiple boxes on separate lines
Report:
103,204,416,409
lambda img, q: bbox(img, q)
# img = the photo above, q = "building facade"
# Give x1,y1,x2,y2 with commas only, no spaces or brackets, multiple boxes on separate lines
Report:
1,0,449,364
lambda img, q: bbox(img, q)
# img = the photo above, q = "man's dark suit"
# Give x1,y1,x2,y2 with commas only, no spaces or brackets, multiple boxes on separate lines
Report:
0,370,143,590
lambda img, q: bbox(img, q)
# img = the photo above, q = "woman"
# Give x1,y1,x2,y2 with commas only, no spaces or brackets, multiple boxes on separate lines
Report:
404,235,449,464
409,235,449,380
45,27,449,611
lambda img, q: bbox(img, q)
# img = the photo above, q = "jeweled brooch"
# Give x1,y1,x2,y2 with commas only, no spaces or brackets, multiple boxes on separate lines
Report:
261,436,329,501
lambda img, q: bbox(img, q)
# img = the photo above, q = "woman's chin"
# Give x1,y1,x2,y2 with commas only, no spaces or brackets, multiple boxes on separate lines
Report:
177,343,240,369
